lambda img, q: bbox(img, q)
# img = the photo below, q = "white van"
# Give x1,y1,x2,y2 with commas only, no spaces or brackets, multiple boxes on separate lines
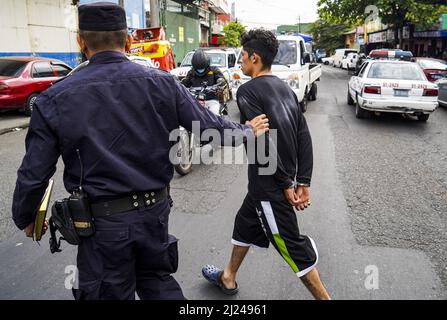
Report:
333,48,359,68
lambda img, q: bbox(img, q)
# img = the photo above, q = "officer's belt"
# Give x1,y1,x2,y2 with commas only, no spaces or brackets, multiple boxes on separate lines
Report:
91,188,168,217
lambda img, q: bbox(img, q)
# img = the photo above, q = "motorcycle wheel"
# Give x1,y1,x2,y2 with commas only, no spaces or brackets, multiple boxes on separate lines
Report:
174,129,194,176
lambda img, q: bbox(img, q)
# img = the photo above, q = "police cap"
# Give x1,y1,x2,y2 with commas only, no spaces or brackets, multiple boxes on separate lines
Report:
78,2,127,31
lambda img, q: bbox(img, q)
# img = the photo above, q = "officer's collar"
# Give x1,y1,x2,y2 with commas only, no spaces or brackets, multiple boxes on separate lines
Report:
88,51,128,65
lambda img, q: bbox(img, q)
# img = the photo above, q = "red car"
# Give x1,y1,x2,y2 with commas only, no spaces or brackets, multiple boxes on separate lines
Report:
412,57,447,82
0,57,72,115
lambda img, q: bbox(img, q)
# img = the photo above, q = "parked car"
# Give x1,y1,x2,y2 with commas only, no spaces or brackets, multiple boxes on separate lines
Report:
348,60,438,121
333,48,359,68
436,78,447,107
341,52,359,70
0,57,72,115
314,49,327,62
321,55,334,65
412,57,447,82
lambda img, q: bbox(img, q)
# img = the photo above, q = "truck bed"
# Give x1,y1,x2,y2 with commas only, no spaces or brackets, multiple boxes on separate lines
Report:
309,63,322,84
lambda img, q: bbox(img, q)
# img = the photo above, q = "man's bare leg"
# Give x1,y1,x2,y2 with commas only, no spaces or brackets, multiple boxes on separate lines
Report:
300,267,331,300
220,245,250,289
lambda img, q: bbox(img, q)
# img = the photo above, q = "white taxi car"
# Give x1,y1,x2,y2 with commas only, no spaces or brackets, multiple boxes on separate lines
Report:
348,60,439,121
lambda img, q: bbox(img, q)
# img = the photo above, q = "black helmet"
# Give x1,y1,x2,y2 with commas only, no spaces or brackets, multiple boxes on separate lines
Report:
192,50,210,76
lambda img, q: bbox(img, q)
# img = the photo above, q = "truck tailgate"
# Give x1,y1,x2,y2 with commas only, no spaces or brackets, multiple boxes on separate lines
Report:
309,63,322,83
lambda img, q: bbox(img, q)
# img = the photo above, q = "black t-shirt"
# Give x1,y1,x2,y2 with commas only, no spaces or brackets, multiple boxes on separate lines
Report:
237,75,313,201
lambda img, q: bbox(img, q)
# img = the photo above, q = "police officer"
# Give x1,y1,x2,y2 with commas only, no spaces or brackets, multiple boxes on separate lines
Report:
182,49,227,102
12,2,268,300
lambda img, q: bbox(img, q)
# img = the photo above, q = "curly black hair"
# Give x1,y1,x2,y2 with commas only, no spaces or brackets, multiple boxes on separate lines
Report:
240,29,279,69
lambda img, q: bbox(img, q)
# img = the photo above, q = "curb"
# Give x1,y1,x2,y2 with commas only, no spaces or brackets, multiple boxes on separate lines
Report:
0,123,30,136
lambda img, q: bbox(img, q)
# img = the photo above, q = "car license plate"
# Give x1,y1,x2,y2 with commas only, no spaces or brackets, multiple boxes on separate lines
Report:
394,89,409,97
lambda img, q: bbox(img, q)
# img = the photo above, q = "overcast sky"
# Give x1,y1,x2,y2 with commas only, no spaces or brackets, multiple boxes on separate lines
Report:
231,0,320,30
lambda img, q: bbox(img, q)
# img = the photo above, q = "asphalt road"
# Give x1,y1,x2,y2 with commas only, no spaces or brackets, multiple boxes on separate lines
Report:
0,65,445,299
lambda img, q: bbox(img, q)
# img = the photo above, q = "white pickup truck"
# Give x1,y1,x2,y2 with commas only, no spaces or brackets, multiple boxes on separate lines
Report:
232,35,321,112
273,35,321,112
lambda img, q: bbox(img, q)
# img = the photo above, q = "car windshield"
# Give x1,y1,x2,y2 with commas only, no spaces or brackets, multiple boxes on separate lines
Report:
417,59,447,70
0,60,27,77
273,40,297,65
181,52,226,67
367,63,425,80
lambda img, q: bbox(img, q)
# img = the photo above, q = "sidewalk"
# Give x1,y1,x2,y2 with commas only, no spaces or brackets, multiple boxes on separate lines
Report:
0,112,30,135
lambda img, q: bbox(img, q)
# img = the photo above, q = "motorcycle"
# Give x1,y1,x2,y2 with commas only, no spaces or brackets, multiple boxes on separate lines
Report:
174,80,228,176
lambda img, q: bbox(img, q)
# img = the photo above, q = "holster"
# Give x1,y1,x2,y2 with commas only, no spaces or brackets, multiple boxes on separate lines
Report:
49,199,82,253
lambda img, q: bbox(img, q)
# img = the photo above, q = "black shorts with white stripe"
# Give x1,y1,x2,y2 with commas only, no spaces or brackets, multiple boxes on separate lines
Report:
232,193,318,277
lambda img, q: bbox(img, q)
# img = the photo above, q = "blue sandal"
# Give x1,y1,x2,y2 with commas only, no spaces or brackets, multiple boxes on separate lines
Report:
201,264,239,295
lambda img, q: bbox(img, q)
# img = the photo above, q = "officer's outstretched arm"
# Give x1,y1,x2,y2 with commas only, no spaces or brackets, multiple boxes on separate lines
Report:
174,79,267,146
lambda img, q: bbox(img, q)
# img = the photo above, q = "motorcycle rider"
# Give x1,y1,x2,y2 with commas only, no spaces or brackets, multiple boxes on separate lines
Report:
182,49,228,115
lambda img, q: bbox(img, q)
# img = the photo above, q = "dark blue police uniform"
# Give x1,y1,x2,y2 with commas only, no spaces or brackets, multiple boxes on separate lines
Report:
11,49,254,299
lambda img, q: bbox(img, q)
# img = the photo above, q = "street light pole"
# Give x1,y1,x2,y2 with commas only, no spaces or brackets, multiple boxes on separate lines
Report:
298,15,301,33
150,0,159,27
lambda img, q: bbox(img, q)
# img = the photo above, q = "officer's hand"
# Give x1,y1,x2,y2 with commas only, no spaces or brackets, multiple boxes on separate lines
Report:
284,187,300,207
247,114,269,137
24,223,34,238
295,186,311,211
23,219,48,238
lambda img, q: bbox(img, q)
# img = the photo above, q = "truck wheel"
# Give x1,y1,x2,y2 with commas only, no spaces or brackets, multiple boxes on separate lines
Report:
355,98,369,119
347,89,354,105
417,114,429,122
300,88,308,113
24,93,39,116
309,83,317,101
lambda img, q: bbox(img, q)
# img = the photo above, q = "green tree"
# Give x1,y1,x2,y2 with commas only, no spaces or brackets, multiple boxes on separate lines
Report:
317,0,447,29
309,19,352,55
221,21,246,47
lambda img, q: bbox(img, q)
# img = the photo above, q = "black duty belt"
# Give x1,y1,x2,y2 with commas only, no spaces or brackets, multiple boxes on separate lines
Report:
91,188,168,218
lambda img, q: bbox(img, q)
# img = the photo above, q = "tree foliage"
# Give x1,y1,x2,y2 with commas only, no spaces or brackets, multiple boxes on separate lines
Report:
221,21,246,47
317,0,447,29
309,20,351,55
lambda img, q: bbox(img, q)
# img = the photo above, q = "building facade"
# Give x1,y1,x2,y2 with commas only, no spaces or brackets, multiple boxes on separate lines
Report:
0,0,80,67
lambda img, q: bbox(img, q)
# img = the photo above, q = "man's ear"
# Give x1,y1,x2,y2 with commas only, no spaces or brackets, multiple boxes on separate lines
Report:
77,34,87,54
252,52,260,65
125,34,133,52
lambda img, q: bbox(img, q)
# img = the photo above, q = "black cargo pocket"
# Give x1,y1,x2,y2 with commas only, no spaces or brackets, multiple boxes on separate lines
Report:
166,234,179,274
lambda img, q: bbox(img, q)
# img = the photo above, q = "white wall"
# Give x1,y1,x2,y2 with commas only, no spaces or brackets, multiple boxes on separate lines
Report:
0,0,78,54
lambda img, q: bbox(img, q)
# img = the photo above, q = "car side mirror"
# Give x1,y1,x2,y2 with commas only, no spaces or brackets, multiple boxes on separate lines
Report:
177,62,181,67
303,52,311,64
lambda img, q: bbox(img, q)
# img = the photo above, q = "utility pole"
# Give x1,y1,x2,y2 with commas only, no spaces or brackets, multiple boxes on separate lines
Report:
150,0,159,27
298,15,301,33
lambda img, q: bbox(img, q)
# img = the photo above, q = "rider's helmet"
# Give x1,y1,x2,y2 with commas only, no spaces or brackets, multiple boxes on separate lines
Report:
192,49,210,77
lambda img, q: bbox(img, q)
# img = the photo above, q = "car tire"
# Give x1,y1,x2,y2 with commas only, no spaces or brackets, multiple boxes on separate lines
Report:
300,88,308,113
24,93,39,116
417,114,429,122
309,83,317,101
347,89,354,105
355,97,369,119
